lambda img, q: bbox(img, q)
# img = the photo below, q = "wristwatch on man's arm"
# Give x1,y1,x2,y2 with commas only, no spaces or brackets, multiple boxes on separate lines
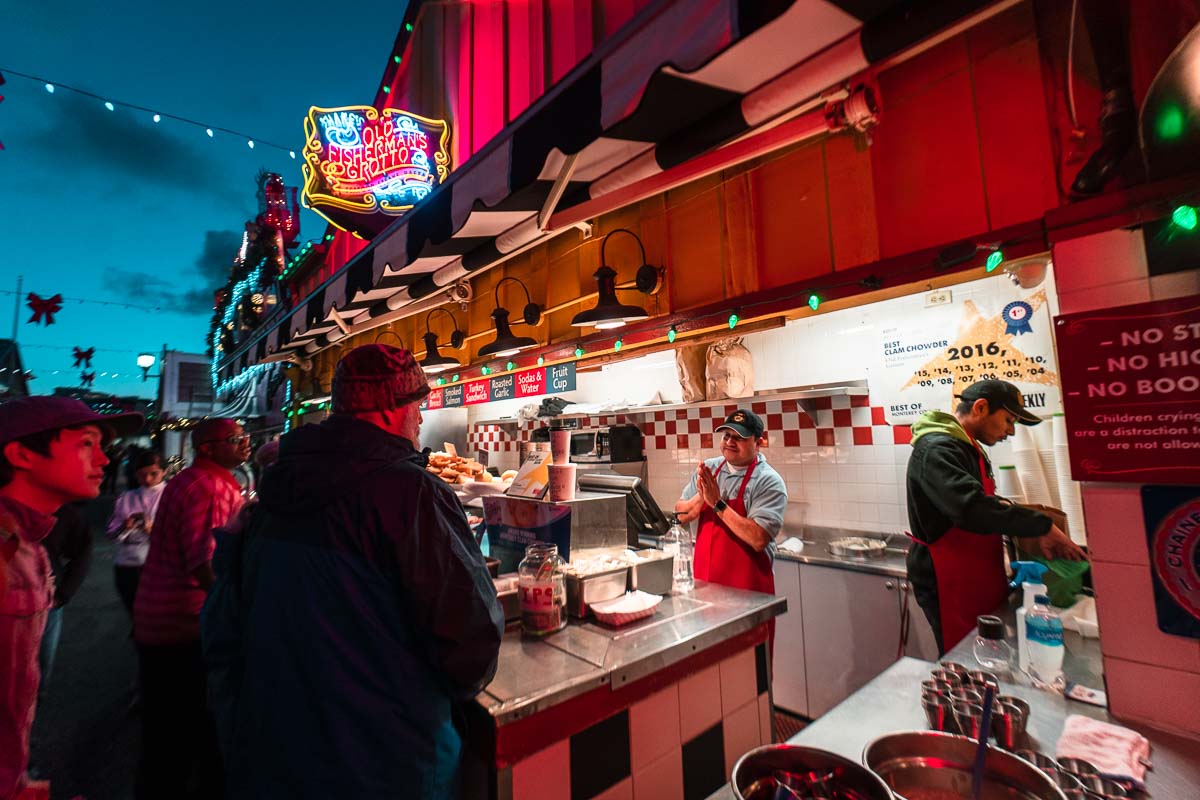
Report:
713,499,728,513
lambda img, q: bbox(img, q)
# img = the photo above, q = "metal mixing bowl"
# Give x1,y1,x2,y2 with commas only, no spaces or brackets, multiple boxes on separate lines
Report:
732,744,895,800
864,731,1068,800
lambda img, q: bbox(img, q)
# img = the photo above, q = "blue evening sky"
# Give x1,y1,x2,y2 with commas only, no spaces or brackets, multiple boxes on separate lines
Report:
0,0,407,398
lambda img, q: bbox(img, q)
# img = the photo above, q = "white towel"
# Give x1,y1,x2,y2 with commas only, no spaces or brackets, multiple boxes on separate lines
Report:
1056,714,1151,788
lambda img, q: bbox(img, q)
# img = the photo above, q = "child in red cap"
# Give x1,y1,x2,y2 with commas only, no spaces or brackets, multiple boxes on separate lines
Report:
0,397,140,799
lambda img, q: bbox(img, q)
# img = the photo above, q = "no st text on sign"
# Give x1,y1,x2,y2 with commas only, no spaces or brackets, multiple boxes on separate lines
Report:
1055,294,1200,483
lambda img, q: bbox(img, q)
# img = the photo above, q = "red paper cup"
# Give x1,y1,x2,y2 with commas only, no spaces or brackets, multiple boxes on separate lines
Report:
550,429,571,465
547,463,577,501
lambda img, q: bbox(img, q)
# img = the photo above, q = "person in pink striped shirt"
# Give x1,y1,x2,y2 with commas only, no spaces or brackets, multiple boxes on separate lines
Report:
133,419,248,800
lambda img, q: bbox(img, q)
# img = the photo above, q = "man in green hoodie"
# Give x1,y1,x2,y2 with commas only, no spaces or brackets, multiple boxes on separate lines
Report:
906,380,1085,654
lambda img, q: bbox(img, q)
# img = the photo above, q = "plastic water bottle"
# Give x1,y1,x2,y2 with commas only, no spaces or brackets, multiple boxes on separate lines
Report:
662,515,694,593
1025,594,1065,690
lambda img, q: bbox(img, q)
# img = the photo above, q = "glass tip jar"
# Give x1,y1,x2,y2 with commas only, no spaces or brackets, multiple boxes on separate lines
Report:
518,542,567,636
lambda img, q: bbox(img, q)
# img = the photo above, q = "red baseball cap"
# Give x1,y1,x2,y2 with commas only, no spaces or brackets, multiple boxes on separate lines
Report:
0,396,143,447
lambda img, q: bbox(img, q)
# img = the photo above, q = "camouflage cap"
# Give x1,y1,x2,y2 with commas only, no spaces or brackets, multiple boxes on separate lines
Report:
331,344,430,414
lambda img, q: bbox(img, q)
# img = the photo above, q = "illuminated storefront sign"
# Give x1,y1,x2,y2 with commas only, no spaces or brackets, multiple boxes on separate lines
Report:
301,105,450,228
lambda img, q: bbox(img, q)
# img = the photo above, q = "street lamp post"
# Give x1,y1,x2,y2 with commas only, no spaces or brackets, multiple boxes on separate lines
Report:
137,353,159,382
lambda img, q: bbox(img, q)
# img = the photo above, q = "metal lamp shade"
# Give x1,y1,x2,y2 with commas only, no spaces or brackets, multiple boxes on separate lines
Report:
420,331,461,375
478,307,538,358
571,266,649,329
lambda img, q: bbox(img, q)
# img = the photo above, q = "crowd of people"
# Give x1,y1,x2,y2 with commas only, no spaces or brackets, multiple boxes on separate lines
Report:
0,343,504,800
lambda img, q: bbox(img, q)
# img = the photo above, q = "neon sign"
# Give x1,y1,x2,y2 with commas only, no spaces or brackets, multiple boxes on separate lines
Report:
301,105,450,227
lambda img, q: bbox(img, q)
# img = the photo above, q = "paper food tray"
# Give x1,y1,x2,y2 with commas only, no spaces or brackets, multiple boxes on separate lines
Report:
590,590,663,627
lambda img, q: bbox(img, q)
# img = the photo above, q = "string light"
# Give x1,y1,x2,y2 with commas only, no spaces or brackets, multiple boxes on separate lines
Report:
574,346,585,358
808,294,820,311
985,250,1004,272
451,373,459,382
0,67,296,155
506,360,515,371
1172,204,1197,231
481,365,491,375
537,356,544,366
247,140,255,149
667,325,677,343
614,338,623,352
728,313,739,329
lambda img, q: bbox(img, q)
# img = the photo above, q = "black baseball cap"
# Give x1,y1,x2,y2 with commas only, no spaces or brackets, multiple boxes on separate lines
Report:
0,396,143,447
715,408,765,439
957,380,1042,425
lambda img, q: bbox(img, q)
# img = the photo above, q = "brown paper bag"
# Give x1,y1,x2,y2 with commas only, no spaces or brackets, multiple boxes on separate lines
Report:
675,345,707,403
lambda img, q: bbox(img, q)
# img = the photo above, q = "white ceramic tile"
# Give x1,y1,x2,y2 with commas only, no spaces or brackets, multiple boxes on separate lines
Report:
630,685,682,773
678,664,722,743
850,407,872,426
859,504,880,523
834,428,854,446
800,429,817,447
831,395,851,409
819,465,838,483
853,465,875,484
893,445,912,465
833,446,852,464
836,464,856,483
686,407,700,419
816,409,834,427
511,739,570,800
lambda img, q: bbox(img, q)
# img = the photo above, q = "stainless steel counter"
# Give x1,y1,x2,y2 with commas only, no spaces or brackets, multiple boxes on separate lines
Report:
709,599,1200,799
475,581,785,725
774,527,909,579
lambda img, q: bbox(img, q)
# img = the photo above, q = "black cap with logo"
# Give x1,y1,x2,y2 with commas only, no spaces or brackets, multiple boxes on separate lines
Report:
715,408,765,439
957,379,1042,425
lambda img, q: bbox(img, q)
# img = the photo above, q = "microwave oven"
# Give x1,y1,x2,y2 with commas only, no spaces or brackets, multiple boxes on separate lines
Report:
531,424,644,463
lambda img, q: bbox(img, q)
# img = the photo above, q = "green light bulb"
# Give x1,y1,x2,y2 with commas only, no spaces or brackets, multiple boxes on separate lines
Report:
506,361,515,371
808,294,820,311
537,355,545,366
451,373,459,383
436,377,445,386
614,339,622,352
986,250,1003,273
405,22,413,32
575,346,584,358
1172,204,1198,231
382,86,390,94
1158,105,1186,140
667,326,677,343
393,55,401,64
482,366,491,376
728,313,738,329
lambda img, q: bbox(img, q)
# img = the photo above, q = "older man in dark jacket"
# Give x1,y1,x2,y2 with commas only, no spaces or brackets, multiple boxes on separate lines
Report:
203,344,503,800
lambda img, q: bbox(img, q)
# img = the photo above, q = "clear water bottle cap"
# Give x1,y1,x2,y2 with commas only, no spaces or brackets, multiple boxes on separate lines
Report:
1034,594,1051,606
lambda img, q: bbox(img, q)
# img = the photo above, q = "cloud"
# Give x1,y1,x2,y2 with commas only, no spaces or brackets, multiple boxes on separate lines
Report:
101,228,243,316
13,90,244,206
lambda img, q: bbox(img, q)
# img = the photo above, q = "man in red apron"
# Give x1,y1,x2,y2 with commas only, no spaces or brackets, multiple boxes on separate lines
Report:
906,380,1086,654
675,410,786,623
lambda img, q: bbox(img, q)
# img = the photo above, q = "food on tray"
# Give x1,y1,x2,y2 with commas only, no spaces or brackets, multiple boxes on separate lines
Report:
475,470,493,483
562,548,667,576
426,451,489,484
501,469,519,481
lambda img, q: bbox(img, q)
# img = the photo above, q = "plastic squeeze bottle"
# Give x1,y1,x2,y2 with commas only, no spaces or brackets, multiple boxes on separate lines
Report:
1011,561,1049,675
1026,594,1065,690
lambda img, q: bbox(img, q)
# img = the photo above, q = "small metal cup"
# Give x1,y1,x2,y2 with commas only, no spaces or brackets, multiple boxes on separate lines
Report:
950,687,984,706
952,700,985,739
1041,766,1084,793
921,679,954,697
1015,749,1060,772
989,696,1030,749
930,668,963,687
966,669,1001,692
921,692,956,733
1058,757,1099,777
1074,774,1127,799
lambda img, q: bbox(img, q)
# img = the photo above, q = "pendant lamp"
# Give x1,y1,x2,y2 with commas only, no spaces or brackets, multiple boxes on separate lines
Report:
420,308,465,374
571,228,663,330
478,278,542,358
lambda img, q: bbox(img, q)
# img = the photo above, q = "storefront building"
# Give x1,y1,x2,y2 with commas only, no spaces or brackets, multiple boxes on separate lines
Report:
209,1,1200,797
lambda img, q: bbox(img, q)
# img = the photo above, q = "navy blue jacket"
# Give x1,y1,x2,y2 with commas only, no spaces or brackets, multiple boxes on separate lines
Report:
203,415,503,799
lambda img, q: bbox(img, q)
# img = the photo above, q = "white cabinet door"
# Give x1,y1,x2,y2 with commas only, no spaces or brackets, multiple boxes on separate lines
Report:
771,559,807,716
799,565,903,718
902,580,941,661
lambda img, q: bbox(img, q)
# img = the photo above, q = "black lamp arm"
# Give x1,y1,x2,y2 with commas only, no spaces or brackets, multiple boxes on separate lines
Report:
492,276,534,309
373,329,407,348
424,308,462,342
600,228,648,272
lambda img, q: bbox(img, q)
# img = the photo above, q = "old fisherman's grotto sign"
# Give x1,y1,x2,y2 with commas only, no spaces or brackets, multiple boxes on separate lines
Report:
301,105,451,235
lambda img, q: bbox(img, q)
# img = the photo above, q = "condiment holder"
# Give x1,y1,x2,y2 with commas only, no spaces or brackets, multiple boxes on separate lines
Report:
921,692,956,733
951,700,985,739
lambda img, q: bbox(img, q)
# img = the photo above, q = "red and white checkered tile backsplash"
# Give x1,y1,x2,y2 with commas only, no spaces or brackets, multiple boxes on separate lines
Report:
468,395,912,456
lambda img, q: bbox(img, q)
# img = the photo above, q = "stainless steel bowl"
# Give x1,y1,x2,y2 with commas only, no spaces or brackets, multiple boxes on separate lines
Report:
828,537,889,559
864,731,1068,800
733,744,895,800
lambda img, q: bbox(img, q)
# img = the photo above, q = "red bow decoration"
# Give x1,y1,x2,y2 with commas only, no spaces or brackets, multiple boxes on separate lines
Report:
72,346,95,368
26,293,63,325
80,371,95,388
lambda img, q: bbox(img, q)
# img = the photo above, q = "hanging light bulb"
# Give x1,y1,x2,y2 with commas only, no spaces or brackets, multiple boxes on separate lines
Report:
728,313,739,329
451,373,459,383
153,113,161,123
104,101,115,111
986,250,1004,272
537,356,545,366
575,346,585,358
667,325,677,344
206,128,214,137
44,83,55,93
808,294,820,311
482,366,492,376
506,360,515,371
1172,204,1198,231
247,140,255,149
289,151,296,159
614,338,623,352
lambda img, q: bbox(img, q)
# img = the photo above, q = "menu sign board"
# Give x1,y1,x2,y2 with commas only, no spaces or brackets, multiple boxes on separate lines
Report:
874,282,1061,424
1055,294,1200,483
424,363,577,409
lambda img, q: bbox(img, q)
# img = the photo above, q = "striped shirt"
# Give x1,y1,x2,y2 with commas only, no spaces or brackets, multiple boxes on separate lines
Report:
134,459,243,645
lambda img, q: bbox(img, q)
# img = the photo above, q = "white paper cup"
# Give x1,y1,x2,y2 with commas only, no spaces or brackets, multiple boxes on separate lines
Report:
550,428,571,465
547,463,577,502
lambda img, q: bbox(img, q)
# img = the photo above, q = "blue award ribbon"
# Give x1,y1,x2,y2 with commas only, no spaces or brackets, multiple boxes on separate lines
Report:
1002,301,1034,335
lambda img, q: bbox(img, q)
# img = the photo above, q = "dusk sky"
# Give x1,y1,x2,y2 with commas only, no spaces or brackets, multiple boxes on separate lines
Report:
0,0,408,398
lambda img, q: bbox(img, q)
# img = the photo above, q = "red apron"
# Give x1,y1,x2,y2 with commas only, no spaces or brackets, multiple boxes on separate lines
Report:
694,459,776,646
911,444,1009,652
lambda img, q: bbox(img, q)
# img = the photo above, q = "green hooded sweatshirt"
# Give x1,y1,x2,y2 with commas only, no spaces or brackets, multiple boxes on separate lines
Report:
910,410,991,469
